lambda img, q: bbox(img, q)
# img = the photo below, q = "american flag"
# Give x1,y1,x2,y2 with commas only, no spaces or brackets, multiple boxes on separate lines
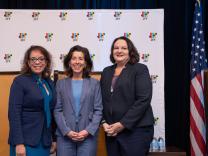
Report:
190,1,207,156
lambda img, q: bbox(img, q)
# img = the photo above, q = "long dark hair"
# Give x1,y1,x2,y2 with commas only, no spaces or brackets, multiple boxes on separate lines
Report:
110,36,140,64
21,45,52,78
64,45,93,78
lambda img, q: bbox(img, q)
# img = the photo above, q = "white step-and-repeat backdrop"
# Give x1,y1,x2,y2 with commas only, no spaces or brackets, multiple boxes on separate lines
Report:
0,9,165,149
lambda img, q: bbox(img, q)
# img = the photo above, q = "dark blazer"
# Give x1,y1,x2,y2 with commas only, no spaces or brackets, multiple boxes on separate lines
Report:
54,77,103,137
8,74,56,147
100,63,154,130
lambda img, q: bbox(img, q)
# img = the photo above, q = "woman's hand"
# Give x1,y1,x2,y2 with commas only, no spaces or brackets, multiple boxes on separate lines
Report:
50,142,56,154
78,130,89,139
67,131,79,140
103,123,116,136
105,122,124,136
16,144,26,156
67,131,84,141
103,123,112,132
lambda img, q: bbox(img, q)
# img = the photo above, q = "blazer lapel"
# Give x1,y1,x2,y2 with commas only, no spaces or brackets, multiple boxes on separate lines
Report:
46,79,55,108
65,78,76,113
106,65,116,94
31,75,44,102
112,63,130,91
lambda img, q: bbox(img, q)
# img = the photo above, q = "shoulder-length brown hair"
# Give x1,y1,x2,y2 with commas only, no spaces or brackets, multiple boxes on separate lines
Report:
64,45,93,78
21,45,52,79
110,36,140,64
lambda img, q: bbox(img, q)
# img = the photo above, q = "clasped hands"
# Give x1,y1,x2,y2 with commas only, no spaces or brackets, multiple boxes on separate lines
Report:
67,130,89,141
103,122,124,137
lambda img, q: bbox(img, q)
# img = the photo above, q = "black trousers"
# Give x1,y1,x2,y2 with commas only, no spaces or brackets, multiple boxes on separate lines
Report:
105,126,154,156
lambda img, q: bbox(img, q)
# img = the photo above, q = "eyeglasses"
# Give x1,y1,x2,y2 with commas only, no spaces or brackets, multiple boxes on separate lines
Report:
29,57,46,63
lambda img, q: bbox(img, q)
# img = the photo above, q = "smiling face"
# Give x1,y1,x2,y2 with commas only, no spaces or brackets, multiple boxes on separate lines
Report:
113,39,130,65
69,51,86,77
28,50,47,76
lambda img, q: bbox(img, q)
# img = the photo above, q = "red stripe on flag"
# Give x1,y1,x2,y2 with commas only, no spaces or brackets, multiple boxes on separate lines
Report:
190,83,206,122
190,113,206,156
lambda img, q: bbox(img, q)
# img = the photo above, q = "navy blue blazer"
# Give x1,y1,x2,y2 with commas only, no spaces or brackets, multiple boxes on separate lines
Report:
8,74,56,147
100,63,154,130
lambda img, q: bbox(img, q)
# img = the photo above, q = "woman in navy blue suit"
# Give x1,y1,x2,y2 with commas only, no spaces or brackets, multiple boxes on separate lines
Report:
8,46,56,156
100,36,154,156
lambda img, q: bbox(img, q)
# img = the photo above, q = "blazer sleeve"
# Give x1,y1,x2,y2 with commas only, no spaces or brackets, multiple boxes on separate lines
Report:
54,80,71,136
8,78,24,145
100,68,108,124
85,80,103,136
51,113,57,141
120,65,152,130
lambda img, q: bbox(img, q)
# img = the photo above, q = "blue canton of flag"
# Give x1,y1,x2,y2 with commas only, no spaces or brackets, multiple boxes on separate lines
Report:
190,1,208,156
191,3,207,77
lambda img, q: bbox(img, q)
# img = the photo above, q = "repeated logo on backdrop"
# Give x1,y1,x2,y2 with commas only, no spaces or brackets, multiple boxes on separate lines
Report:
141,11,149,20
59,12,68,21
90,53,96,60
32,12,40,20
19,33,27,41
124,33,131,38
154,117,159,126
114,11,122,20
4,11,12,20
149,32,157,41
86,11,94,20
97,33,105,41
4,53,12,63
71,33,79,41
45,33,53,42
141,53,150,62
151,75,158,83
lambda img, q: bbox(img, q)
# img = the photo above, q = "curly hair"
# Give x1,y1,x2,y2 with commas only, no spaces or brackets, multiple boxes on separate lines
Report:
21,45,52,78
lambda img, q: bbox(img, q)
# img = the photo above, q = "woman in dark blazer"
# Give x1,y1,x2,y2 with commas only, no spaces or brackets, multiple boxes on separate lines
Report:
8,46,56,156
54,45,102,156
100,36,154,156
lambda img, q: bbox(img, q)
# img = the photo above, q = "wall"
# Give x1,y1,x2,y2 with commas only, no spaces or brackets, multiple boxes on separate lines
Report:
0,74,16,156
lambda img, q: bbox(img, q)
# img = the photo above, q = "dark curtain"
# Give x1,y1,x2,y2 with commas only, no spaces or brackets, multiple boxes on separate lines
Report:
1,0,208,155
0,0,157,9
